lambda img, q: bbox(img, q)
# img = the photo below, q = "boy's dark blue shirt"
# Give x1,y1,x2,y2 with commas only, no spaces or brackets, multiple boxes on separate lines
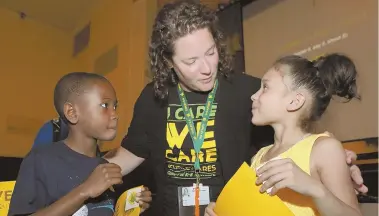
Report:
8,141,115,216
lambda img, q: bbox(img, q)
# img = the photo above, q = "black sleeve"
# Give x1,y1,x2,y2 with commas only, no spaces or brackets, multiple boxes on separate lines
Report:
8,151,48,216
121,84,153,159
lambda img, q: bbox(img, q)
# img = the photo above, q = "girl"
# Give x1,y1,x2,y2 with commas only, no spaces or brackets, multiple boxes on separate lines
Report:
206,53,362,216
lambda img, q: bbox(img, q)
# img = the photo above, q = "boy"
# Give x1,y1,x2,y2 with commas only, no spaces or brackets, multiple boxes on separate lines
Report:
9,72,137,215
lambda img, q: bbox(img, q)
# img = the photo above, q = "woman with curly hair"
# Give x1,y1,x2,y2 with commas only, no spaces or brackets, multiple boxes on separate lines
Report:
105,1,366,215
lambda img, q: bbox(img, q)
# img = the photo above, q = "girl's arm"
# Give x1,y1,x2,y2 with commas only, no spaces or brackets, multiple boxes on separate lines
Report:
311,137,362,216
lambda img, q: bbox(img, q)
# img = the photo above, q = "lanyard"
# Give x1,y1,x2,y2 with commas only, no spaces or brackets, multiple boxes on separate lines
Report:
177,79,218,171
177,80,218,216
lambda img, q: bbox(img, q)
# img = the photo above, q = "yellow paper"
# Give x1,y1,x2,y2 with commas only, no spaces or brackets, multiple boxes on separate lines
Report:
114,185,143,216
0,181,16,216
214,163,293,216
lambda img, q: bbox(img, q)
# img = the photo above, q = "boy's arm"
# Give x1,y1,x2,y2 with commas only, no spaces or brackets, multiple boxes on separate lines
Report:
8,151,48,215
26,186,89,216
10,190,88,216
30,163,122,216
8,192,88,216
311,137,362,216
8,150,88,216
9,151,122,216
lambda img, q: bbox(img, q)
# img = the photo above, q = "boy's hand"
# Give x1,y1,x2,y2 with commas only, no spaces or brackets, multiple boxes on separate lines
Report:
81,163,123,198
137,187,152,212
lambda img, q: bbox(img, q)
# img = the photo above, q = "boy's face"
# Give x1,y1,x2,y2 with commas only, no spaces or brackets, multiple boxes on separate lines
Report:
76,80,118,141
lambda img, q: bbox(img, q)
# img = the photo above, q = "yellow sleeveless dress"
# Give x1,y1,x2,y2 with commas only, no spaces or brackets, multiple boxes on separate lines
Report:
251,133,329,216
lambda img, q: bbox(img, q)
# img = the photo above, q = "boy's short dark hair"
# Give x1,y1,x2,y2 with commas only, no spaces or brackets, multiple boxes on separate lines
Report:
53,72,107,120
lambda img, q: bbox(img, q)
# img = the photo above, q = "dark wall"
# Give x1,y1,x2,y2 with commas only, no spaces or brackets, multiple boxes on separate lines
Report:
0,157,22,182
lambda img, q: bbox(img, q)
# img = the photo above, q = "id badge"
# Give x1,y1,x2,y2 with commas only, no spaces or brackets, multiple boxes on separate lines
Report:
178,184,211,216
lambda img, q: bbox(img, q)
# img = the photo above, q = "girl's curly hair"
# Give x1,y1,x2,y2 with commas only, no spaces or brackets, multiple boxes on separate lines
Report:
149,0,233,102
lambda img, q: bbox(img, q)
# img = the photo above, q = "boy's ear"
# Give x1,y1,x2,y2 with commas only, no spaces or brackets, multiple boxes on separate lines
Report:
63,102,79,124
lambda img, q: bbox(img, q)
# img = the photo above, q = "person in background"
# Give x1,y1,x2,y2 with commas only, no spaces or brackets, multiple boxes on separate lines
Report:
32,118,68,148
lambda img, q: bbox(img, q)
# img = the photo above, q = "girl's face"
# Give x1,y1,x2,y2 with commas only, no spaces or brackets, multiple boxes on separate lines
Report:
251,65,307,126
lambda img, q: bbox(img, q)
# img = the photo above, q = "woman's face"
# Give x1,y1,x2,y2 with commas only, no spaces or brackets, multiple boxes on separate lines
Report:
171,28,219,92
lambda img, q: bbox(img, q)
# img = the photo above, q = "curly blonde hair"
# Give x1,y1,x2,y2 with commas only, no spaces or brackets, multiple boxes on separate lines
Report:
149,0,233,101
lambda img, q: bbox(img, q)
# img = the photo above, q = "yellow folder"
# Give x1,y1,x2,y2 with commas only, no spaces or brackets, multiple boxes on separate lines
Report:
214,163,293,216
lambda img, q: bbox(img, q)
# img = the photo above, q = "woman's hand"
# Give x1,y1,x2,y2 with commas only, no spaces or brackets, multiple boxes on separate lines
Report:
321,132,367,194
344,149,368,194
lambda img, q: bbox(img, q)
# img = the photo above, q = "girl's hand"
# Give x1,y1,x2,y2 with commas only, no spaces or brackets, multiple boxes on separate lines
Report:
256,158,324,197
204,202,217,216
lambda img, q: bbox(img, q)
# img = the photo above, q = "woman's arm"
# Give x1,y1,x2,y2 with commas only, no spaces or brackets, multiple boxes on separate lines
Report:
104,147,145,176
